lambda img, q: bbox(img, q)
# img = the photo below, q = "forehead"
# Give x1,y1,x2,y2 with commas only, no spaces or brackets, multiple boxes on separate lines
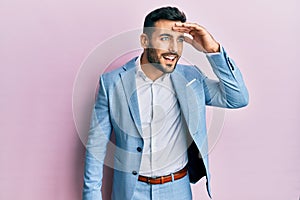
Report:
152,19,183,36
154,19,178,29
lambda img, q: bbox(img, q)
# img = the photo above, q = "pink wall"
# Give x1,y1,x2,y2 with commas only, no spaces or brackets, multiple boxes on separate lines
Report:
0,0,299,199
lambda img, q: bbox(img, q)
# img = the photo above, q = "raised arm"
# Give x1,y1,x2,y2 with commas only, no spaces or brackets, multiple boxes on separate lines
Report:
173,22,248,108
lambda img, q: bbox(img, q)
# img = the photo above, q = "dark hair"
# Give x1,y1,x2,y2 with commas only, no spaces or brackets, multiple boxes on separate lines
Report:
143,6,186,35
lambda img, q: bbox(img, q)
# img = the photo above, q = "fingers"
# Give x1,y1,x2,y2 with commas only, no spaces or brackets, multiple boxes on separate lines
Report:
184,35,206,52
184,35,193,45
173,22,206,33
172,22,190,33
173,22,219,53
175,22,202,29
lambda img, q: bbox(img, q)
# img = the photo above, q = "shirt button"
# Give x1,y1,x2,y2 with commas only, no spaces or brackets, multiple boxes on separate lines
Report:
132,171,138,175
137,147,142,152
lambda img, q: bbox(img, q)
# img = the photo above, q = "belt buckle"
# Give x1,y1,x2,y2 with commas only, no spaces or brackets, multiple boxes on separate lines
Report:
147,177,151,184
147,176,158,184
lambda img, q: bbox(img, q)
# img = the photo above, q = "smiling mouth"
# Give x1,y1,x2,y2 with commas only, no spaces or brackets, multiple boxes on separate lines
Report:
162,54,178,61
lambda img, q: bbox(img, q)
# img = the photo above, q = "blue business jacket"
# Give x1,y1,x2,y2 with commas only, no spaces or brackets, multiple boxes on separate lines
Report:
83,47,249,200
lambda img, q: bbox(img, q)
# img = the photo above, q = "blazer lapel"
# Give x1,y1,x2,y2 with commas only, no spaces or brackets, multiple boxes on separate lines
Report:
171,70,201,136
171,71,190,122
118,60,201,137
119,59,142,135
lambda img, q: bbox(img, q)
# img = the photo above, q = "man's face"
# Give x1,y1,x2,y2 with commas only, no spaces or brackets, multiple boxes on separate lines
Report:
145,20,184,73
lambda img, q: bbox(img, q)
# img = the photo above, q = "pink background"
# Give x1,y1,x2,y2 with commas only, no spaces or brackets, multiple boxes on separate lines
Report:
0,0,299,199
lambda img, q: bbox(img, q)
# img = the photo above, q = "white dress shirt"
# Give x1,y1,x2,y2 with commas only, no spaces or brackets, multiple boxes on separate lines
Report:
135,56,190,177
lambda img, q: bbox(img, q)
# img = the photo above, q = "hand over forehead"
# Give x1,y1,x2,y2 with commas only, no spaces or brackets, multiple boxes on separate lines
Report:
172,22,207,35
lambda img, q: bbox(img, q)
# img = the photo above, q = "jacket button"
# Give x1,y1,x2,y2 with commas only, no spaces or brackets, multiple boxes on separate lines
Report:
132,171,138,175
137,147,142,152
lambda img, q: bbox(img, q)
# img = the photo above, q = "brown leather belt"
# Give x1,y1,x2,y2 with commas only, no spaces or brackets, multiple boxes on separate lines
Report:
138,166,188,184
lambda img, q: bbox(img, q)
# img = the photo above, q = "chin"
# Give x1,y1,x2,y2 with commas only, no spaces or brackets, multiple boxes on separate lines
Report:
163,65,176,73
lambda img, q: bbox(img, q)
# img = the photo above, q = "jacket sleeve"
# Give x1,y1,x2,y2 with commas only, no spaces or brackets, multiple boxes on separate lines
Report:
82,75,112,200
201,46,249,108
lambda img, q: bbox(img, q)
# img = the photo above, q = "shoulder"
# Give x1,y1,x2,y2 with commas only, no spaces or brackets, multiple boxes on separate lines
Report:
101,57,137,81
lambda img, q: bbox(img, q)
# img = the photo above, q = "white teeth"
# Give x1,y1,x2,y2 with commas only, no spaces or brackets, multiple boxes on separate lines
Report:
164,56,176,60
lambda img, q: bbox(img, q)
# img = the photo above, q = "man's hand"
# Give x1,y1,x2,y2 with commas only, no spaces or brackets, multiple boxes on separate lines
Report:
173,22,220,53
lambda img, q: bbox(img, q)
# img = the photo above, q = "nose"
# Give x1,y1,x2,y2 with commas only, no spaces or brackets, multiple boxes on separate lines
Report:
168,39,178,53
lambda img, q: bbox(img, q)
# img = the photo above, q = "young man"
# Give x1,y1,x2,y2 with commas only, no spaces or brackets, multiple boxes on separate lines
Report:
83,6,248,200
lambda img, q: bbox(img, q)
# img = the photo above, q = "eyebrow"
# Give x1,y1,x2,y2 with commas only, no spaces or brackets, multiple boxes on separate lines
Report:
159,33,172,37
159,33,184,39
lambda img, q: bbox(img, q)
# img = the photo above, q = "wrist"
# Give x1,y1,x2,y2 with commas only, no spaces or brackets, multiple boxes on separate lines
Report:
206,43,220,53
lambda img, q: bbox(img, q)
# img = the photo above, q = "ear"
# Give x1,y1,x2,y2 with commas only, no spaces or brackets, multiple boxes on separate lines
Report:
140,33,149,48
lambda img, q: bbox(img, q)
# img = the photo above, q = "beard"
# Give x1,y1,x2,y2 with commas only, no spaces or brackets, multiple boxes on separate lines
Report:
145,47,179,74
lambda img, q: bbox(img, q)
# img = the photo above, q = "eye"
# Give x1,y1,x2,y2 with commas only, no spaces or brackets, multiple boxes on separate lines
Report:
160,36,170,41
177,37,184,42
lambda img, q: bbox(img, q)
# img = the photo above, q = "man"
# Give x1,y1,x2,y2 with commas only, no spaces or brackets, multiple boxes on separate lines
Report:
83,6,248,200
